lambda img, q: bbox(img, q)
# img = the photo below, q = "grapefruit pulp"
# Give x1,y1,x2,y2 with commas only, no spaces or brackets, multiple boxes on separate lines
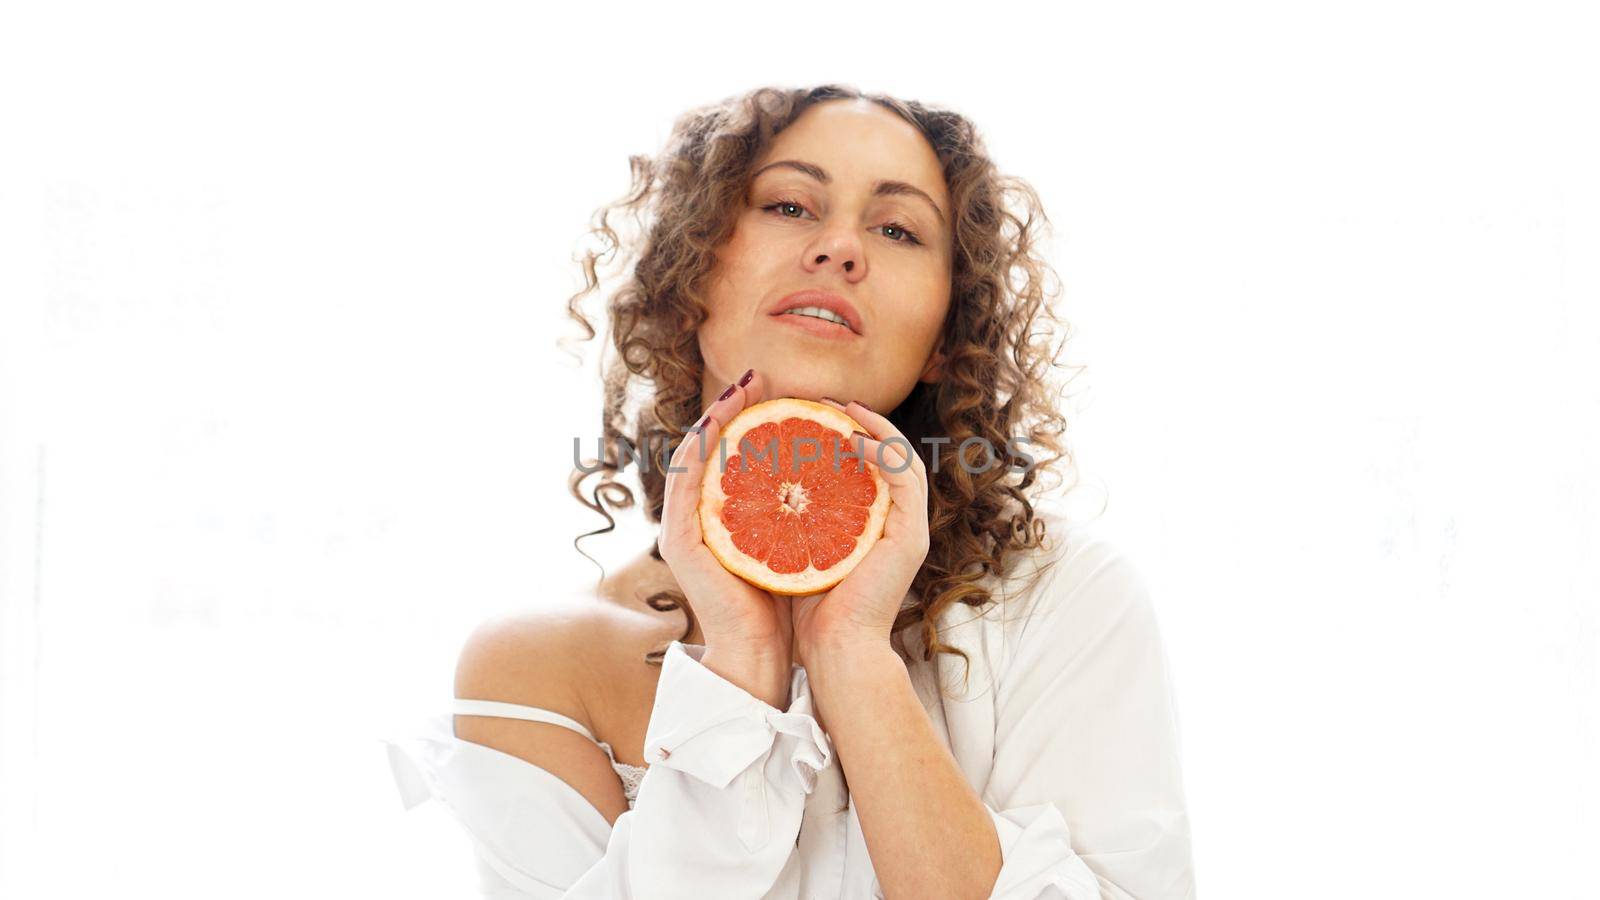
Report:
698,398,891,596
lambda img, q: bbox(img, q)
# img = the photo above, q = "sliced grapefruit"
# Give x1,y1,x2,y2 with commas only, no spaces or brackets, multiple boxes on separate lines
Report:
699,398,891,596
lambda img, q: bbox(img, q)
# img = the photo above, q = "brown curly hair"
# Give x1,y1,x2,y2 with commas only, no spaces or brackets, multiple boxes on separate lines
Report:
563,83,1087,689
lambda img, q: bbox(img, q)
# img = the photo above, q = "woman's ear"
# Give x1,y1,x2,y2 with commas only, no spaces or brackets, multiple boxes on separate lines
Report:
916,348,946,384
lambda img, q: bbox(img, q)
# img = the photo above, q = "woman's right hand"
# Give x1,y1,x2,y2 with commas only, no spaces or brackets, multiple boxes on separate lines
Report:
657,367,794,710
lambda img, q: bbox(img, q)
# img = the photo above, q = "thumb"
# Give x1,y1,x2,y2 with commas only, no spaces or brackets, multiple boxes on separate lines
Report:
767,592,795,634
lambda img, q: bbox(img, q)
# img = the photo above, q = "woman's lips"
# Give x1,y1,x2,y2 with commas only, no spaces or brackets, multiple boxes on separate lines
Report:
770,311,863,340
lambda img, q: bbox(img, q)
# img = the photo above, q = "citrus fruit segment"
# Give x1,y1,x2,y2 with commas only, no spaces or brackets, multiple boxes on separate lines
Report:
698,398,891,596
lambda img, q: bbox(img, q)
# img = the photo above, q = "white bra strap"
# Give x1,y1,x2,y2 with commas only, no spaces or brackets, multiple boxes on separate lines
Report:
450,698,598,744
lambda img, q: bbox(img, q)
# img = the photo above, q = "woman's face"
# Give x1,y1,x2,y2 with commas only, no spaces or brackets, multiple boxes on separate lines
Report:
697,98,953,412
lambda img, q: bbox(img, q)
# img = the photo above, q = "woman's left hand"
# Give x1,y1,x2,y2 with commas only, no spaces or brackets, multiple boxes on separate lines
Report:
787,399,931,667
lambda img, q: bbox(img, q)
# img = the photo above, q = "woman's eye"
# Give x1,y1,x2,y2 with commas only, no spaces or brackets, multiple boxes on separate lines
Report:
759,198,923,246
760,198,810,219
879,221,923,245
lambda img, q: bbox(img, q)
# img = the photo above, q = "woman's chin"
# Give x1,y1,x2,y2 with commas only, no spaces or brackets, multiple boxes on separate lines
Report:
749,370,842,405
724,336,871,403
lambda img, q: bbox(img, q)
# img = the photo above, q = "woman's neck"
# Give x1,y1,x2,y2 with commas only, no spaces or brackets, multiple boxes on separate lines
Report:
604,546,707,644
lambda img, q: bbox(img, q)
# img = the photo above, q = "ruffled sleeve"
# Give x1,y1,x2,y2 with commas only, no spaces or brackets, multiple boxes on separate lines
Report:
381,640,833,898
383,716,614,896
982,536,1197,899
638,641,833,852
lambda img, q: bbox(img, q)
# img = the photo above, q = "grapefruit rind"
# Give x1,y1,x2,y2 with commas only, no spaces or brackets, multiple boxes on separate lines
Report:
698,398,891,596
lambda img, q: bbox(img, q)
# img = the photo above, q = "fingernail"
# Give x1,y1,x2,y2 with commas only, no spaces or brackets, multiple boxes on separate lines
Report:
821,396,842,405
695,414,711,430
737,368,755,387
853,400,873,412
718,383,736,401
851,430,870,441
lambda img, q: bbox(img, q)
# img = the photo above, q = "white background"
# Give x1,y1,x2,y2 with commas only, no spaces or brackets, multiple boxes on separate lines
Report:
2,1,1596,897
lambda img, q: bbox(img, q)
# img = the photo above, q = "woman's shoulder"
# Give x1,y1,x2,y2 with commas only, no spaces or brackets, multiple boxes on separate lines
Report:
987,501,1159,657
895,501,1155,684
451,596,668,825
454,594,670,703
993,535,1168,730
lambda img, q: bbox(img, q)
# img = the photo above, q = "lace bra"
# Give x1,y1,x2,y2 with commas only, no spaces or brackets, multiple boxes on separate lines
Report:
451,698,648,808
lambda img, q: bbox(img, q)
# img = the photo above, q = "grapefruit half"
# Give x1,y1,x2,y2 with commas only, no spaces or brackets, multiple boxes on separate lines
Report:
698,398,891,596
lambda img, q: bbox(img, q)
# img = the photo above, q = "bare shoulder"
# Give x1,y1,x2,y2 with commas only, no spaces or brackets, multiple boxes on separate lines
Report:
454,597,622,701
452,597,660,826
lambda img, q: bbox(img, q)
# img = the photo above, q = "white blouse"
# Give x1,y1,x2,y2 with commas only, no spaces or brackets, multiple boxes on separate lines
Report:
381,516,1196,898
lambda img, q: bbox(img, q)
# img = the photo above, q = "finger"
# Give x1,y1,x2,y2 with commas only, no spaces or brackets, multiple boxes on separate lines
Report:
733,368,768,410
848,435,929,542
688,368,771,481
666,368,766,558
663,410,725,558
767,592,795,632
704,368,766,430
849,435,919,487
662,438,707,557
830,401,927,489
677,367,759,471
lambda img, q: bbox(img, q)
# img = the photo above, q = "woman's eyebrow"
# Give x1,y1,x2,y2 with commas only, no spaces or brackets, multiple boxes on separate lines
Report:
751,158,946,226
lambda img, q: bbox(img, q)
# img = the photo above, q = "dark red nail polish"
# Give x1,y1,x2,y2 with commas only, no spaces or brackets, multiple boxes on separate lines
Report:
718,383,736,401
695,414,711,430
737,368,755,387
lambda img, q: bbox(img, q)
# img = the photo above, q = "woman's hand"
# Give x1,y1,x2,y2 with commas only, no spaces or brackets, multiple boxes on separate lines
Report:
657,367,794,709
790,399,932,666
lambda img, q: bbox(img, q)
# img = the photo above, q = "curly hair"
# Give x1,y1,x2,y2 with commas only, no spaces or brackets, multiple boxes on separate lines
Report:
562,83,1088,690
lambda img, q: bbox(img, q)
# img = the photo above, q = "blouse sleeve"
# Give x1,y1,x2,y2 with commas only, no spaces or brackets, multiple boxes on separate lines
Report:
381,640,833,899
981,537,1197,899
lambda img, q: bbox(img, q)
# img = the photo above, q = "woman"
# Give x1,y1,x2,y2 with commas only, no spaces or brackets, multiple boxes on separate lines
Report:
383,84,1196,899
